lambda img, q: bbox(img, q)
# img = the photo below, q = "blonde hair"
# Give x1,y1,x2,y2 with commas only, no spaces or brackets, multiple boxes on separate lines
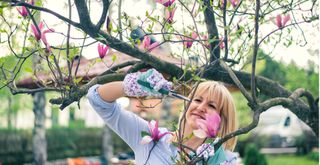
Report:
187,81,238,151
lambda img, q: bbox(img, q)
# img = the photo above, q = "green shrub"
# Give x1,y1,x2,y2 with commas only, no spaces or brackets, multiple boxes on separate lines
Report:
244,143,268,165
46,127,103,160
235,139,247,157
0,129,32,164
0,128,102,164
307,151,319,162
0,128,132,164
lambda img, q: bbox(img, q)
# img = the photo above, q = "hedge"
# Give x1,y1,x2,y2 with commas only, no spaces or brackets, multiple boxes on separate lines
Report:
0,128,131,164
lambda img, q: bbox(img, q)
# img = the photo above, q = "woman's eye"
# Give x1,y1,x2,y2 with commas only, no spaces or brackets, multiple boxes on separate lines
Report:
209,104,216,109
194,99,201,102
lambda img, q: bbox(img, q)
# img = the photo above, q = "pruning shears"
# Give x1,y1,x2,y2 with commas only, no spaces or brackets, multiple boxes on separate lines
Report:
137,80,191,102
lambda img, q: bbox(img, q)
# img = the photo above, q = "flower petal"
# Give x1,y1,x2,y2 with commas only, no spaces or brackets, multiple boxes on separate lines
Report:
41,29,54,46
98,43,106,58
38,22,44,31
191,32,198,39
31,24,41,41
196,118,208,131
205,113,221,138
158,132,172,140
276,14,282,28
17,7,28,17
143,36,151,49
193,129,207,138
103,45,109,55
282,15,290,27
140,136,153,145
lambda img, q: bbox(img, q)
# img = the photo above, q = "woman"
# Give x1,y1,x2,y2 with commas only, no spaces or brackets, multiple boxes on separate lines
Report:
87,69,238,165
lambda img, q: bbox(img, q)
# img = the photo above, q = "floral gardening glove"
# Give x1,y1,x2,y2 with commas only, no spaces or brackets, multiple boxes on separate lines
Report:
123,68,173,97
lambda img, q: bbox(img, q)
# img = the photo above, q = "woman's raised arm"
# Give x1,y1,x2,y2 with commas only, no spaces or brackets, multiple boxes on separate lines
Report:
97,81,125,102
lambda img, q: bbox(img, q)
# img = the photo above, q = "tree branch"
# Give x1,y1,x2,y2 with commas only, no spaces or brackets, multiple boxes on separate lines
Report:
49,73,125,109
215,110,260,149
251,0,260,103
10,1,81,28
96,0,110,30
203,0,220,61
219,60,254,104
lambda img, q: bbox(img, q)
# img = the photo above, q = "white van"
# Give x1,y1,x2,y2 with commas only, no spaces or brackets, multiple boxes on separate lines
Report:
251,105,317,153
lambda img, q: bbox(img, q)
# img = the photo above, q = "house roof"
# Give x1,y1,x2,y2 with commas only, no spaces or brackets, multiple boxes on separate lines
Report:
16,46,182,89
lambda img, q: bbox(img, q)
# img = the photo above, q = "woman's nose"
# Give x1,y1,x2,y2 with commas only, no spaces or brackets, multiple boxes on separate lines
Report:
197,102,207,112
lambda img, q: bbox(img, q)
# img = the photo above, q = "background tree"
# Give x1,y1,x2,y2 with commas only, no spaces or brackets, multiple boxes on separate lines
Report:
0,47,33,129
0,0,318,163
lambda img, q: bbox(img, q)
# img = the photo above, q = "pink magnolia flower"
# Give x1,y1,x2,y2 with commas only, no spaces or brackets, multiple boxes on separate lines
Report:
230,0,238,7
17,6,28,17
31,21,54,52
30,0,35,5
16,0,35,18
97,43,109,58
275,15,282,28
282,15,291,27
275,14,290,28
219,0,225,9
219,37,225,49
30,22,44,41
142,36,160,51
183,32,198,49
156,0,175,7
140,120,171,145
165,7,176,24
193,112,221,138
42,29,55,53
202,35,210,49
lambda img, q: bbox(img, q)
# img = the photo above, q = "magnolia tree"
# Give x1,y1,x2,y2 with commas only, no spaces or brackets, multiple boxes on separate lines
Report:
0,0,319,163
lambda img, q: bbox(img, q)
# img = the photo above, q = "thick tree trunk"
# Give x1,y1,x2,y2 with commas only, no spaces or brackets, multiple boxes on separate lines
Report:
32,92,47,165
102,125,113,165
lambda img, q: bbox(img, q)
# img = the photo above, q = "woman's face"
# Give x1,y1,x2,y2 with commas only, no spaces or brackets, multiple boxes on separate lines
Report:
185,91,220,130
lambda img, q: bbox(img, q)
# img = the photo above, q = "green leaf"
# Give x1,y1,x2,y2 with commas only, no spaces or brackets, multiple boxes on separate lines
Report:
192,74,206,82
208,38,216,44
141,131,150,137
74,77,83,84
25,67,33,73
97,58,103,63
136,39,141,45
205,138,215,144
49,54,55,61
69,46,79,61
111,54,117,62
0,29,6,33
146,13,158,22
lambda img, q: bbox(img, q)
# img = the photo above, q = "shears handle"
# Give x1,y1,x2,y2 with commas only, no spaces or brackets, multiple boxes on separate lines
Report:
137,80,169,95
137,80,190,102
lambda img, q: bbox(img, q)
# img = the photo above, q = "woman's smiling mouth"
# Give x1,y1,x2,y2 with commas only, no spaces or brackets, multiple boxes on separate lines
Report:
191,113,205,120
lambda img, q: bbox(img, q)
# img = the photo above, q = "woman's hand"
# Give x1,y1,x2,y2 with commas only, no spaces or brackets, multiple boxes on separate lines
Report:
123,68,172,97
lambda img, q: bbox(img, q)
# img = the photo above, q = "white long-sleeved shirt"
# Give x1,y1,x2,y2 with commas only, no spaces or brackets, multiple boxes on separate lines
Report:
87,84,237,165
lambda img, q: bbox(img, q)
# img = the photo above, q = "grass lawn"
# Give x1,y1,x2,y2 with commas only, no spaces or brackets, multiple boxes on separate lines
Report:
266,154,318,165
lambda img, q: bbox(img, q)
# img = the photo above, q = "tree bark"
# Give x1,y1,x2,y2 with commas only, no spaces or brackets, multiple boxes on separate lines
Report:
32,92,47,165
